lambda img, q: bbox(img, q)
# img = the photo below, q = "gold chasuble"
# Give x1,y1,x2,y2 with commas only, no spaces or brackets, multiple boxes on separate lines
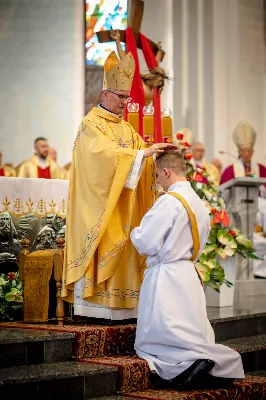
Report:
62,107,154,308
17,155,65,179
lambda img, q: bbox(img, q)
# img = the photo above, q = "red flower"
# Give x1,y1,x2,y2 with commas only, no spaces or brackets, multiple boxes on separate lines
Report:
180,141,190,148
229,230,236,237
193,172,203,182
8,272,16,281
176,133,184,140
211,207,217,215
185,153,193,160
213,210,230,227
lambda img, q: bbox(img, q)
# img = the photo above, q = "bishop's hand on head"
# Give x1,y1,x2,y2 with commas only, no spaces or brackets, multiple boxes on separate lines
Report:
143,143,178,159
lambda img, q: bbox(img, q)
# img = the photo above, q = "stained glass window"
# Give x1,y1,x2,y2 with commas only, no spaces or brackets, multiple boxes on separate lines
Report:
85,0,128,66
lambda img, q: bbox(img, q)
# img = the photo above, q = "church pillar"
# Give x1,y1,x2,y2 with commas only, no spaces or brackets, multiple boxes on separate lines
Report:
212,0,239,166
139,0,174,117
197,0,204,143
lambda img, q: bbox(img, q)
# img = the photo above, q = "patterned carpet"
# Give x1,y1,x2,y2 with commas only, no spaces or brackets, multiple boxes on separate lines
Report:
0,321,136,358
81,355,151,393
124,375,266,399
1,322,266,398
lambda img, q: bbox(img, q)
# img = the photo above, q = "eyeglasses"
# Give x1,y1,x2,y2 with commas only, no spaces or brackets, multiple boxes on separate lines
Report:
107,90,132,103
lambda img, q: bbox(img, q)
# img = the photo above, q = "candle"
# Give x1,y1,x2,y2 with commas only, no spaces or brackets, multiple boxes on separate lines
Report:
128,112,139,132
162,108,173,144
127,103,140,132
143,106,154,145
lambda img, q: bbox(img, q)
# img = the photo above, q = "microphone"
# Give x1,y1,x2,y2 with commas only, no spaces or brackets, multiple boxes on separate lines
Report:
219,150,239,161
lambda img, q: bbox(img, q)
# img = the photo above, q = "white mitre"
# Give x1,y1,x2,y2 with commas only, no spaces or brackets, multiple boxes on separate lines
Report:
233,121,257,150
174,128,195,148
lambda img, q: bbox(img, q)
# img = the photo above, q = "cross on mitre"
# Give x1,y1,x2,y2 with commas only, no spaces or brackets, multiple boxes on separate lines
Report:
96,0,165,60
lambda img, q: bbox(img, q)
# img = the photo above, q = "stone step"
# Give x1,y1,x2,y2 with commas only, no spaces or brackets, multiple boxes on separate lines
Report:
0,361,119,400
121,374,266,399
2,312,266,359
81,334,266,393
221,334,266,372
211,313,266,341
0,328,75,368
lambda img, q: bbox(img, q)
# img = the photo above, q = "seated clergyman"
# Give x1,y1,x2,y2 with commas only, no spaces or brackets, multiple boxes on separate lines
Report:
130,151,244,390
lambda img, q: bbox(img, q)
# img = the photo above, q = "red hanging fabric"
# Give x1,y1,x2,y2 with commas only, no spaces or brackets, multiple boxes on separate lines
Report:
37,166,51,179
139,34,162,143
125,27,145,137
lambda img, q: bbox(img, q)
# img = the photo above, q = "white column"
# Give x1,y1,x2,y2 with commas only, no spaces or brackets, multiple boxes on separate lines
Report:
181,0,189,125
140,0,174,115
197,0,204,142
73,0,85,141
212,0,239,165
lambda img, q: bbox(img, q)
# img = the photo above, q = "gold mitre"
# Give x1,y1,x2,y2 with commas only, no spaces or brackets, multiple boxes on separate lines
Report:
103,51,135,92
233,121,257,149
174,128,195,147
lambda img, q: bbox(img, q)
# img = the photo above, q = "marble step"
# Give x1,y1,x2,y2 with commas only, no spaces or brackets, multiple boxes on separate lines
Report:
221,334,266,372
81,334,266,393
211,313,266,341
0,361,119,400
0,328,75,368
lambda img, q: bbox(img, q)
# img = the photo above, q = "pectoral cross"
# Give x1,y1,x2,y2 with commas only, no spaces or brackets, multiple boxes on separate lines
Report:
96,0,165,60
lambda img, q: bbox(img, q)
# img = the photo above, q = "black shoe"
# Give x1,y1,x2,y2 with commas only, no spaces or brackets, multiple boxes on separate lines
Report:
172,359,215,389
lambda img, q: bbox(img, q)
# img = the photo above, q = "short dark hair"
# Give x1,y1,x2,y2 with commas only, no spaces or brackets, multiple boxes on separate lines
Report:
155,150,186,175
34,137,47,145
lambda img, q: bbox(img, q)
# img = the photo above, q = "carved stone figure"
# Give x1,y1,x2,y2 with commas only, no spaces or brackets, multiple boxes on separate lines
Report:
36,226,56,250
43,213,64,233
56,225,66,239
0,212,22,257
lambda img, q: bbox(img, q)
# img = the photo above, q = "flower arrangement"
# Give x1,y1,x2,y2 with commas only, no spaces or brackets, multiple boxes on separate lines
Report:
175,132,259,292
0,272,23,321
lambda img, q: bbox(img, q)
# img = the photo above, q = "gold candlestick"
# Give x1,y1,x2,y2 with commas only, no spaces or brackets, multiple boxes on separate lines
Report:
162,108,173,144
143,106,154,146
127,103,139,132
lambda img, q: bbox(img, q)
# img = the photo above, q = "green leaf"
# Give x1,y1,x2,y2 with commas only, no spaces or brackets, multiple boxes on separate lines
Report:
236,235,252,248
223,279,233,288
195,263,211,283
217,248,227,259
0,277,8,286
243,252,263,260
199,254,207,263
224,241,237,256
204,258,218,269
217,230,234,245
205,279,221,292
5,288,22,302
202,244,217,255
210,267,225,283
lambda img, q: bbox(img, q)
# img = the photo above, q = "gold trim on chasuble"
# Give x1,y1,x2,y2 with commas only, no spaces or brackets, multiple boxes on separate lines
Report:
168,192,202,285
62,106,155,308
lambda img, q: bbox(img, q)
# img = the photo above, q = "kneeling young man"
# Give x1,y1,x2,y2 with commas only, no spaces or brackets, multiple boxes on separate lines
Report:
130,151,244,390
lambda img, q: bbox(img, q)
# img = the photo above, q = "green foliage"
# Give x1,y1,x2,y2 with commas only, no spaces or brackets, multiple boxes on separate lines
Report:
185,158,259,291
0,273,23,321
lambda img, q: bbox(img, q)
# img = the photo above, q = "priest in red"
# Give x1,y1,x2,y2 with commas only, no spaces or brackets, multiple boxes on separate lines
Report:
0,151,16,177
17,137,65,179
220,121,266,184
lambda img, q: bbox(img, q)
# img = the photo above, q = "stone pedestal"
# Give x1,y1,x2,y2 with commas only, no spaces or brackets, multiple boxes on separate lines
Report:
220,177,266,296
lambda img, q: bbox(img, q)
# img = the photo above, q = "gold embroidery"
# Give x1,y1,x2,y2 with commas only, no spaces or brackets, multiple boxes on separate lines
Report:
2,196,10,212
13,198,24,215
26,198,34,213
0,196,67,218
